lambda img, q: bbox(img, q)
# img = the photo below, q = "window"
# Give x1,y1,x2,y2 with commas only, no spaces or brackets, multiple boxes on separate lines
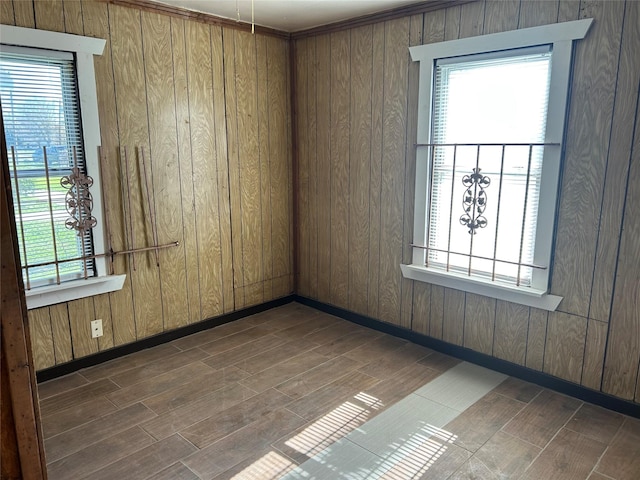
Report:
402,19,593,311
1,25,125,309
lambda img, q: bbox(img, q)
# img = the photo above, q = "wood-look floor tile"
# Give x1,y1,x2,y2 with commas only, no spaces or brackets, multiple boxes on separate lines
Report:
343,334,408,363
520,428,607,480
40,379,120,416
448,457,500,480
46,426,154,479
311,328,383,357
234,338,319,375
89,434,197,480
79,344,181,382
210,448,297,480
565,403,624,444
302,318,363,344
588,473,616,480
42,396,118,439
417,351,462,372
44,403,156,463
275,355,362,400
141,383,256,440
273,315,340,340
491,376,542,403
444,391,526,452
286,370,380,421
109,348,209,388
502,389,582,447
181,388,292,448
202,334,288,370
198,325,274,356
240,351,328,393
107,361,214,407
184,408,306,479
596,417,640,480
147,462,199,480
473,430,541,479
357,343,432,380
362,362,441,411
38,373,89,399
170,321,259,351
142,365,249,414
378,440,471,479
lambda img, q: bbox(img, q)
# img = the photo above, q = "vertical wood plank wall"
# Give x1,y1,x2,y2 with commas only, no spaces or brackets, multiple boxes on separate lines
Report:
2,0,293,370
294,0,640,404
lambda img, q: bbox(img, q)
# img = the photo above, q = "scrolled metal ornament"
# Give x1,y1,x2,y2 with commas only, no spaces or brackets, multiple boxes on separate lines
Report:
60,166,97,236
460,167,490,235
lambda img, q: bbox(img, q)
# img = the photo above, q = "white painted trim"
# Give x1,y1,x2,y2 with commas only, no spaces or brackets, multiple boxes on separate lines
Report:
0,24,105,55
25,275,126,309
406,19,592,308
1,25,119,298
400,264,562,311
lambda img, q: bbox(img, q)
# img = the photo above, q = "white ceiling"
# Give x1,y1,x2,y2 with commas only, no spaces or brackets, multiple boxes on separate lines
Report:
155,0,426,32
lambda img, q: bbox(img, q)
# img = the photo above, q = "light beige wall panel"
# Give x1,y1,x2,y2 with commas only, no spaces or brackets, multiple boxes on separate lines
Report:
551,0,624,316
49,303,72,364
464,294,495,356
267,36,292,286
210,25,234,313
400,14,423,329
315,34,332,302
170,17,200,325
28,308,55,370
348,25,373,316
412,282,431,335
296,37,310,298
483,0,519,33
429,285,445,340
493,301,528,365
589,0,640,322
367,22,385,319
329,30,350,309
458,0,485,37
109,4,163,338
558,0,580,22
33,0,63,31
222,27,244,309
378,17,409,325
12,0,35,28
62,0,83,34
602,92,640,400
443,288,465,346
544,311,587,384
185,20,223,319
306,37,318,300
82,0,136,347
444,4,461,40
518,0,559,28
581,319,608,391
140,10,189,331
67,297,98,358
525,308,547,371
93,295,113,351
1,0,15,24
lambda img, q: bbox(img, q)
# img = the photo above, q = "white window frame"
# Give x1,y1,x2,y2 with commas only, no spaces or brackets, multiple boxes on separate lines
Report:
401,19,593,311
1,25,125,309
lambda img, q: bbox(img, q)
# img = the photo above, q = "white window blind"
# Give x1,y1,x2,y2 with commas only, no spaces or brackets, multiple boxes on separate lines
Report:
426,47,552,287
1,48,95,288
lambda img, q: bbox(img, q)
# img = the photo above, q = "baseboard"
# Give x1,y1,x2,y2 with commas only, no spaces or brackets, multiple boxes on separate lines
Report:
36,295,295,383
294,295,640,419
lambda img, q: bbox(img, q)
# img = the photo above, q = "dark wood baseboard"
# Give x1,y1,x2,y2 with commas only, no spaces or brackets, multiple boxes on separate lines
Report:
36,295,295,383
293,295,640,419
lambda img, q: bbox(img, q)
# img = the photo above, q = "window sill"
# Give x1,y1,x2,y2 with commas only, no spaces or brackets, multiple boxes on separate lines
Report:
25,275,126,310
400,264,562,311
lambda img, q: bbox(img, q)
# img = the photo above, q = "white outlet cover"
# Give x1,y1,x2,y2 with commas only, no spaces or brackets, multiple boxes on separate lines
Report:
91,319,103,338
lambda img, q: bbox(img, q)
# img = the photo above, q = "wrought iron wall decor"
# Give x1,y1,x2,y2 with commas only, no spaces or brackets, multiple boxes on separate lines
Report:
61,147,97,236
460,167,490,235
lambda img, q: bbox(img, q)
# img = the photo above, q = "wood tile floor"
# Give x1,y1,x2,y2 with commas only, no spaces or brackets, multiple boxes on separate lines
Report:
39,302,640,480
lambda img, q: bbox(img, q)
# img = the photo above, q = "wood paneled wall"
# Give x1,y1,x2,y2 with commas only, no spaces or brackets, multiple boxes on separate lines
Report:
294,0,640,403
1,0,293,370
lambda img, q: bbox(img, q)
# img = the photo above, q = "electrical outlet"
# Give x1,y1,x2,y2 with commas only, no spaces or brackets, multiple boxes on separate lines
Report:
91,319,103,339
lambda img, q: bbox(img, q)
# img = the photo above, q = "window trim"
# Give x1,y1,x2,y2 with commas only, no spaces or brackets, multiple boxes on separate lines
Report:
1,25,126,309
402,19,593,311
